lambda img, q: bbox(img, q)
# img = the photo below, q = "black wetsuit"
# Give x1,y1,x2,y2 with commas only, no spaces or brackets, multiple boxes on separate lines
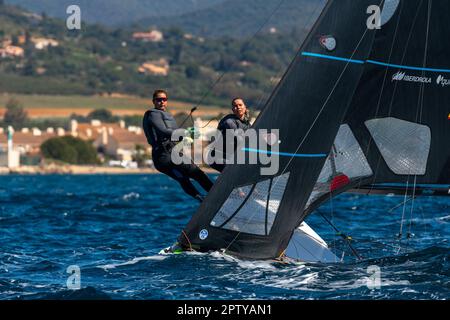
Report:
210,114,251,172
143,108,213,200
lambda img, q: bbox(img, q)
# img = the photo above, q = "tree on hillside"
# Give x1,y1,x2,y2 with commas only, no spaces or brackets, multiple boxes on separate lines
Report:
3,98,28,128
41,136,99,165
185,64,200,79
88,109,117,122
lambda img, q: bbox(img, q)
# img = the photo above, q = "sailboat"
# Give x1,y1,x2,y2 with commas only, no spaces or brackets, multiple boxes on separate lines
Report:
169,0,450,262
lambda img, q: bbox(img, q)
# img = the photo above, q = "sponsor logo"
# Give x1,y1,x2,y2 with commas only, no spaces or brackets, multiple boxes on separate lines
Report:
199,229,209,240
319,36,336,51
437,75,450,87
392,72,431,84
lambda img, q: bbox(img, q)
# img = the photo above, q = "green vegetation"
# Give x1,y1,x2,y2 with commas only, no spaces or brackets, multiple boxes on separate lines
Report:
3,97,28,127
132,144,151,166
0,3,307,109
40,135,100,164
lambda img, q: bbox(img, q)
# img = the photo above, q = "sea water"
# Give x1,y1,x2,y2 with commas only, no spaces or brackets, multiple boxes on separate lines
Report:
0,174,448,300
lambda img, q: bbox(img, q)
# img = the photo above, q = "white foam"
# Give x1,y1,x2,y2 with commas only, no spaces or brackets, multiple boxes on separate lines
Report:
122,192,140,201
98,255,167,270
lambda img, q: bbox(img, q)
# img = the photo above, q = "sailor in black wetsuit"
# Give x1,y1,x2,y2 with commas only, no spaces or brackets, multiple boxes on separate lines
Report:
143,90,213,202
210,97,251,172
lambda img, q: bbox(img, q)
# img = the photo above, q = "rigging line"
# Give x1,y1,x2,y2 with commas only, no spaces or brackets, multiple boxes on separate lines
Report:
398,178,410,236
329,192,359,261
181,230,193,251
246,2,384,258
375,4,421,235
363,1,423,195
252,2,326,111
388,196,416,213
221,1,381,255
387,0,424,116
214,1,330,254
316,209,362,260
190,0,288,112
269,0,381,199
195,1,326,130
358,0,404,192
407,0,433,251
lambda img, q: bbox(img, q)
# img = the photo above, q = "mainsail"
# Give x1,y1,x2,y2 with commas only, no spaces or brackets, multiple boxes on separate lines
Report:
178,0,450,260
305,0,450,216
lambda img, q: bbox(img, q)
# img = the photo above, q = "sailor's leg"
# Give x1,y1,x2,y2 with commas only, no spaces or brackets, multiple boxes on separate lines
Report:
168,168,203,199
153,151,202,200
179,163,213,193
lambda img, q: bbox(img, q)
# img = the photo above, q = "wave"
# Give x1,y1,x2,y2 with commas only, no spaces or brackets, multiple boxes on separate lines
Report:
97,255,167,270
17,286,112,300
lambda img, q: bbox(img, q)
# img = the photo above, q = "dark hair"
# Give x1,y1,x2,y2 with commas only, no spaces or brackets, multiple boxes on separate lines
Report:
153,89,168,100
231,97,244,107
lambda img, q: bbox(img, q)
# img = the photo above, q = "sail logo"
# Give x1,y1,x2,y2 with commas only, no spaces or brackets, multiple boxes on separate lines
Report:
392,72,432,84
436,75,450,87
319,36,336,52
199,229,209,240
392,72,405,81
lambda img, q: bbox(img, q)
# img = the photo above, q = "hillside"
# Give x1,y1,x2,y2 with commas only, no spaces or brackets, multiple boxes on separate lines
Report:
5,0,226,26
142,0,326,38
6,0,326,38
0,3,314,108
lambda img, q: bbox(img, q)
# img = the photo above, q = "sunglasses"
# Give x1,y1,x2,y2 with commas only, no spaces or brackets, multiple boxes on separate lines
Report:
154,97,168,102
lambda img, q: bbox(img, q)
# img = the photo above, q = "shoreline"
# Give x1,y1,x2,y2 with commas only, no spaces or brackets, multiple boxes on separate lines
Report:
0,165,218,175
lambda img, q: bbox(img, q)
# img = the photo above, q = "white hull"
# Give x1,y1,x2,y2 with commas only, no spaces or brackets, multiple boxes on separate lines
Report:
285,222,339,263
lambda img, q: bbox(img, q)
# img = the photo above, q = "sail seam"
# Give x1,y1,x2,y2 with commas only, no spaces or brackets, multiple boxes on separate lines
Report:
265,179,273,236
302,51,450,73
301,52,364,64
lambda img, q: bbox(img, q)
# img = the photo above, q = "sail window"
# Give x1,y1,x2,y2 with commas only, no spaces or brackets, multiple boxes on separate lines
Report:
305,125,373,209
365,118,431,175
266,173,290,233
222,179,271,235
210,173,290,236
210,185,253,227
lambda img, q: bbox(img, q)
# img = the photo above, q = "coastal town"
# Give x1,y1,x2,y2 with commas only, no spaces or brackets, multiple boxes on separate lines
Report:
0,21,229,174
0,115,223,174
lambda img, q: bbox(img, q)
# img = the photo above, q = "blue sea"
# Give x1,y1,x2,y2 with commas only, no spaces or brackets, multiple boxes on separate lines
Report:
0,174,448,300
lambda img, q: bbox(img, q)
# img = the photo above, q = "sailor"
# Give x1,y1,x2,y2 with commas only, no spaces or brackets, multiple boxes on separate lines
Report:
143,89,213,202
210,97,252,172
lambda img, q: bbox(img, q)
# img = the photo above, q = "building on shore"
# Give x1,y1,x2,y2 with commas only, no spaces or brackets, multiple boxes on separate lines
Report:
138,58,169,76
132,30,163,42
0,45,25,58
30,37,59,50
70,119,150,162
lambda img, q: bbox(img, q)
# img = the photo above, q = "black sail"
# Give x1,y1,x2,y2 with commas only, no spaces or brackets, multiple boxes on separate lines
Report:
178,0,382,260
305,0,450,216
